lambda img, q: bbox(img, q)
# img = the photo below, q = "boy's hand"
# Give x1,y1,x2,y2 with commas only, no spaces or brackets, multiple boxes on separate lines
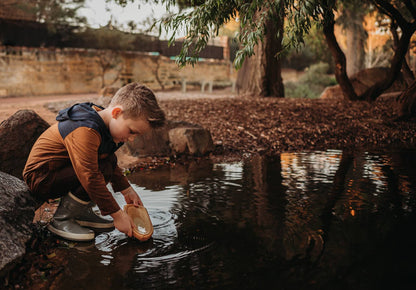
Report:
121,186,143,207
111,209,134,237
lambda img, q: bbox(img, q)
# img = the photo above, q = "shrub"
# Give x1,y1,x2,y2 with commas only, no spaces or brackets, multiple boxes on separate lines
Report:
285,62,337,99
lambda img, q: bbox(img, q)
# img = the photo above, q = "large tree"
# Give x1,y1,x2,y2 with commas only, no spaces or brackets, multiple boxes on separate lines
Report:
337,0,368,77
235,4,284,97
113,0,416,106
284,0,415,103
112,0,285,97
173,0,284,96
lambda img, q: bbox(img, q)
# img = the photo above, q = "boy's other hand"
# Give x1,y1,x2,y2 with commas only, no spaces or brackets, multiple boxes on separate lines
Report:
111,209,134,237
121,186,143,207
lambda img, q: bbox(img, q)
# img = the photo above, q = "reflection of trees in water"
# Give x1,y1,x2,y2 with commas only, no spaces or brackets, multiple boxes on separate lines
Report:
241,154,287,260
128,158,215,191
127,150,416,287
280,150,416,287
389,152,416,211
242,150,416,287
280,151,343,262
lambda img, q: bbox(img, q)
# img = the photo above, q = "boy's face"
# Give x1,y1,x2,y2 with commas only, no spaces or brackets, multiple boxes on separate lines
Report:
109,107,151,143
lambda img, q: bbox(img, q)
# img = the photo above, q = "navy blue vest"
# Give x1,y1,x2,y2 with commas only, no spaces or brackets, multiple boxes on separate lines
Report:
56,102,123,155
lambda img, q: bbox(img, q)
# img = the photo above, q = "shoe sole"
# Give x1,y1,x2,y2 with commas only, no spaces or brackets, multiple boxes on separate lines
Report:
76,220,114,229
47,224,95,242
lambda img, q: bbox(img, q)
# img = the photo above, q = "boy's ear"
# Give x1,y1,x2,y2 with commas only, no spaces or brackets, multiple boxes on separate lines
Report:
111,107,123,119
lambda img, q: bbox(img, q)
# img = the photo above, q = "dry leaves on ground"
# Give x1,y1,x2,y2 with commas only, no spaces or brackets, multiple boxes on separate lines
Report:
160,96,416,156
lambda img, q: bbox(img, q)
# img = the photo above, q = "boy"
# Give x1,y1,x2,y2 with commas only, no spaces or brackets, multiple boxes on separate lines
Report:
23,83,165,241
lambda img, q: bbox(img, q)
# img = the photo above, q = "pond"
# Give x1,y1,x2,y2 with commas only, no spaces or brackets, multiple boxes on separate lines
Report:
47,150,416,289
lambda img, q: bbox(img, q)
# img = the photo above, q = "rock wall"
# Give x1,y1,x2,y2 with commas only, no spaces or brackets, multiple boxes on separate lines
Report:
0,46,234,97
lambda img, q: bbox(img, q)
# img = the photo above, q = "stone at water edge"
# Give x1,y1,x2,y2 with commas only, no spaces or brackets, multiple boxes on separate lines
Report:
0,171,36,276
124,120,214,157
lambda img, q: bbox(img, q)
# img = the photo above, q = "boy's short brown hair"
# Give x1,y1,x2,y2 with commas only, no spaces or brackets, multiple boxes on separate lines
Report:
110,83,165,128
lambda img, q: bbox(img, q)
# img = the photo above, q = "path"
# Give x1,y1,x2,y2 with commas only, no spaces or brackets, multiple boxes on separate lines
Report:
0,89,236,124
0,94,99,124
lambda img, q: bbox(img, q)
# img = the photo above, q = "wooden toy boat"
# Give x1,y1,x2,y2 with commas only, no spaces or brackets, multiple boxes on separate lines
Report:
124,204,153,241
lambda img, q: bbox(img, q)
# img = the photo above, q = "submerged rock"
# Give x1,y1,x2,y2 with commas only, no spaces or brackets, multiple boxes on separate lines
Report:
0,110,49,179
0,171,36,277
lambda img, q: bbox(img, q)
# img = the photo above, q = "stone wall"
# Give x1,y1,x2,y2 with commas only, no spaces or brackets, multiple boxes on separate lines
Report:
0,46,234,97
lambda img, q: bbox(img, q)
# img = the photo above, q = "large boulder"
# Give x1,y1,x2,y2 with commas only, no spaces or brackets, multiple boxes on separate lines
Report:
0,110,49,179
321,67,407,99
0,171,36,276
124,120,214,157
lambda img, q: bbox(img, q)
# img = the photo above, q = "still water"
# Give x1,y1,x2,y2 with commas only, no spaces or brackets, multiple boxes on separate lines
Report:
53,150,416,289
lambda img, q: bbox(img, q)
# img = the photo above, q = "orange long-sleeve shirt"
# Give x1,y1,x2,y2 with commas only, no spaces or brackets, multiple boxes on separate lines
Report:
23,103,130,215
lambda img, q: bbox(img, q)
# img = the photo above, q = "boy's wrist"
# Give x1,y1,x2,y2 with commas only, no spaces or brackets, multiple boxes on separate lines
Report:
110,209,123,219
121,186,133,196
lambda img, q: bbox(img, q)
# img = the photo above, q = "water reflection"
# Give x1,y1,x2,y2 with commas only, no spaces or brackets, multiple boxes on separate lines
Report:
51,150,416,289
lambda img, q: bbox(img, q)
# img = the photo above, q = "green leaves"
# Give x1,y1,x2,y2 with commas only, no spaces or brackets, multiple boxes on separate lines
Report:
156,0,237,66
108,0,339,69
35,0,87,25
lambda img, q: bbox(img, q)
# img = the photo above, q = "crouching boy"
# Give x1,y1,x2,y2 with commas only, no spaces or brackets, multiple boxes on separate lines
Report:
23,83,165,241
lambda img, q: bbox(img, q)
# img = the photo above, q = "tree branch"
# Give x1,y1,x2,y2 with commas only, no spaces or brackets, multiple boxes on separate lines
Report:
374,0,409,30
322,8,358,100
391,19,415,85
405,0,416,20
361,20,416,101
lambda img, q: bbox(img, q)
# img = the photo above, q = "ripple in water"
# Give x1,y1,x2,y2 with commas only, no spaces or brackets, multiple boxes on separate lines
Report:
95,231,127,253
133,243,213,273
94,205,215,274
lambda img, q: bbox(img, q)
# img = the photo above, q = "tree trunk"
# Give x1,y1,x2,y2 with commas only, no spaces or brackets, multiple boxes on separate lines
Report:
322,9,359,100
236,7,284,97
402,53,415,86
361,25,415,101
396,79,416,119
392,24,415,86
360,0,416,101
345,9,366,77
323,1,416,102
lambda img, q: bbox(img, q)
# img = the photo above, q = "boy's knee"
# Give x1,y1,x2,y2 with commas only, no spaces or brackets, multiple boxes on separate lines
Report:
28,188,53,210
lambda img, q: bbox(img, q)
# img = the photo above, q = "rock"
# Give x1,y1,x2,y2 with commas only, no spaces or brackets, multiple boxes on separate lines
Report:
0,171,36,276
125,126,171,157
320,85,342,100
0,110,49,179
124,120,214,157
320,67,407,99
169,127,214,155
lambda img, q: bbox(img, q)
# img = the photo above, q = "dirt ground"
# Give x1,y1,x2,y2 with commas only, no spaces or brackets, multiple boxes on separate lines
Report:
0,90,236,124
160,92,416,156
2,89,415,161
